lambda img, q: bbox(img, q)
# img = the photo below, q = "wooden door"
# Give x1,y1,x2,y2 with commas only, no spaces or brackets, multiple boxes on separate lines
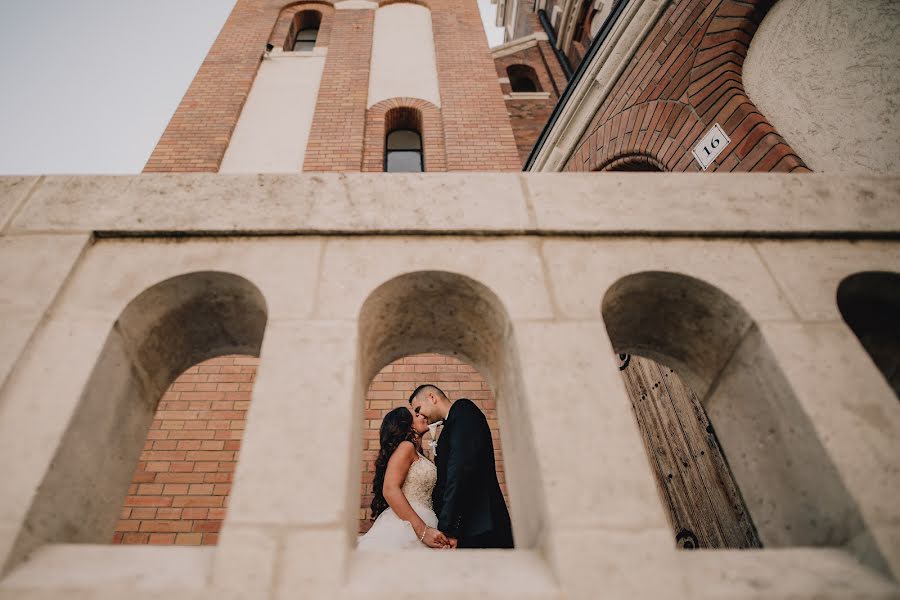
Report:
618,353,762,549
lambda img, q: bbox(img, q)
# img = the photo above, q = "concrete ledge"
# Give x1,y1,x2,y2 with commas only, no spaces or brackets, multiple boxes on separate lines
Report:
345,550,560,598
0,544,212,591
0,173,897,237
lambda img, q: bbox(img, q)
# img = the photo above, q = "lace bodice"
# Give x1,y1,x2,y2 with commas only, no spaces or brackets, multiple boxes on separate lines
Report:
402,454,437,509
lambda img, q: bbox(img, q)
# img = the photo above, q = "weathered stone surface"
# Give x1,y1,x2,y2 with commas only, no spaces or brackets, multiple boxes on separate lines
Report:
344,550,560,599
4,174,899,235
514,321,670,532
10,173,531,234
681,548,899,599
315,237,554,322
211,525,279,599
0,177,39,231
755,240,900,322
56,238,321,322
540,239,794,323
275,528,347,599
0,545,211,591
0,234,89,390
227,321,357,526
527,174,900,234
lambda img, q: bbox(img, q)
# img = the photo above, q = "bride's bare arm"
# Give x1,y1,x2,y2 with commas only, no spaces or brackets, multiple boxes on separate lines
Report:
383,441,448,548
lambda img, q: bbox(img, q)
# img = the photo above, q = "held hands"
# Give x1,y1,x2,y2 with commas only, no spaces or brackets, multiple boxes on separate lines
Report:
420,526,453,549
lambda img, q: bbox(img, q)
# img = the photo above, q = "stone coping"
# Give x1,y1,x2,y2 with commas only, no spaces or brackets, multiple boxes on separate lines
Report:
0,173,897,237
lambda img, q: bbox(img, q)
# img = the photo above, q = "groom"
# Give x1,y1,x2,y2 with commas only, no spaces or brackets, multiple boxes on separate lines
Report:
409,384,514,549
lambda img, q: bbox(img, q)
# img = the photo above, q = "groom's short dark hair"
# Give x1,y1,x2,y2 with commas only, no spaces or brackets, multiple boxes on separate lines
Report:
408,384,447,404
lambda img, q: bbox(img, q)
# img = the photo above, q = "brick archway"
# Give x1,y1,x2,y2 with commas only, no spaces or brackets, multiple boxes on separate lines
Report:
363,97,447,172
566,0,810,173
268,2,335,50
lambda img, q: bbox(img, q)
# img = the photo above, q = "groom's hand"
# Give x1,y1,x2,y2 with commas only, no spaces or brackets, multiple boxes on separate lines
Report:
447,537,458,549
423,528,449,548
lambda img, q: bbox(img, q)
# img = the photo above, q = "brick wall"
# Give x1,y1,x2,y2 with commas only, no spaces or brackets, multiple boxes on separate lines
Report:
115,352,506,544
302,8,376,172
113,355,254,545
359,353,506,534
564,0,810,173
429,0,521,170
143,0,281,173
268,2,335,51
147,0,521,173
495,39,560,163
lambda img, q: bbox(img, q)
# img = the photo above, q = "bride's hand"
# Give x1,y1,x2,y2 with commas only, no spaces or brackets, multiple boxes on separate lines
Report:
422,527,449,548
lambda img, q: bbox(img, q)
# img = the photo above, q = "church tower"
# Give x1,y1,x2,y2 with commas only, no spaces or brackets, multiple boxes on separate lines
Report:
144,0,522,173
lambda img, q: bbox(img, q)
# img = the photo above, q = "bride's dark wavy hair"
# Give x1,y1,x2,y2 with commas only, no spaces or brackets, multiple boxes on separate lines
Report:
370,406,417,521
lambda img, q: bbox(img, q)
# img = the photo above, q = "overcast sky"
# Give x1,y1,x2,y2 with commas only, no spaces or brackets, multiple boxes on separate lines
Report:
0,1,503,175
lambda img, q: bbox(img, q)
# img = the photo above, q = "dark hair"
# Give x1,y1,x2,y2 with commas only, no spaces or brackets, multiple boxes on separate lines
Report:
370,407,417,520
408,383,447,404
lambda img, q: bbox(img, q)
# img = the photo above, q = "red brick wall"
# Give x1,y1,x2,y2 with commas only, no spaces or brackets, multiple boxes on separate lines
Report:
564,0,810,173
302,8,376,172
495,40,560,163
113,355,255,545
115,352,507,544
143,0,283,173
145,0,522,173
268,2,335,51
359,353,506,534
429,0,521,170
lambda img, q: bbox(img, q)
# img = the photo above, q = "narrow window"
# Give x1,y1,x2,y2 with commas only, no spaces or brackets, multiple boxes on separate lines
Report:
385,129,423,172
507,65,541,93
293,27,318,51
290,10,322,52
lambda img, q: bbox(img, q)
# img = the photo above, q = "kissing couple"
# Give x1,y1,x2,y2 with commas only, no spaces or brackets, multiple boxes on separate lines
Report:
357,384,514,550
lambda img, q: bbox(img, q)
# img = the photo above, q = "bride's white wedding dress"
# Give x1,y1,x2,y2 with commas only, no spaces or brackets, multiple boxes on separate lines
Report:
357,453,438,550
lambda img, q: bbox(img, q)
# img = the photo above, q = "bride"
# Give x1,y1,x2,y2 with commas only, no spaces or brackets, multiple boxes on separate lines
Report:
357,406,451,550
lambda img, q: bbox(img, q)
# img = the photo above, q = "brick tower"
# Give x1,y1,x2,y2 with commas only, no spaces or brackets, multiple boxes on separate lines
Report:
144,0,521,173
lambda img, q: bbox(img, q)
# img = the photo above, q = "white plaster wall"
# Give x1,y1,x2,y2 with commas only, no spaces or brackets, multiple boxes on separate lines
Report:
220,52,326,173
367,3,441,108
744,0,900,174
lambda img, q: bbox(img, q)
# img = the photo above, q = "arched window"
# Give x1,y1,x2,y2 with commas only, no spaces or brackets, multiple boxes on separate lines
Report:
385,129,423,172
837,271,900,397
507,64,542,93
291,10,321,52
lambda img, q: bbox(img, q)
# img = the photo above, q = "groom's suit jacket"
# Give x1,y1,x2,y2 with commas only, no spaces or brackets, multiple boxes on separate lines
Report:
432,398,513,548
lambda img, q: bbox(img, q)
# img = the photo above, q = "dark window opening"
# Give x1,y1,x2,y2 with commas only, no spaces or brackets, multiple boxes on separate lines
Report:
507,64,542,93
837,271,900,398
385,129,423,173
289,10,322,52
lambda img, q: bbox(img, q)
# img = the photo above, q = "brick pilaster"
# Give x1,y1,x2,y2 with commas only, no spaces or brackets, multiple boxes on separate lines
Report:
302,8,375,172
431,0,521,171
143,0,282,173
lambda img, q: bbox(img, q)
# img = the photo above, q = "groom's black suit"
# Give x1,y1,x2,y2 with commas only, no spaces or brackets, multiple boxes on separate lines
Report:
432,398,513,549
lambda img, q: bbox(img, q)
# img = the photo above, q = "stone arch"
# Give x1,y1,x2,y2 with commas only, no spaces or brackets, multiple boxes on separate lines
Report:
363,97,446,172
837,271,900,398
355,270,547,549
269,2,334,50
6,272,267,570
601,271,882,566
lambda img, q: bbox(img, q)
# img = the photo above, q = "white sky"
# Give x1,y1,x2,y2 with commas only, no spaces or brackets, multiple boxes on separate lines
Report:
0,0,504,175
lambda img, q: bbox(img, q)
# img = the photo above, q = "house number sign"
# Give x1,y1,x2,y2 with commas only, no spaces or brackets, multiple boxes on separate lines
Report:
692,123,730,170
